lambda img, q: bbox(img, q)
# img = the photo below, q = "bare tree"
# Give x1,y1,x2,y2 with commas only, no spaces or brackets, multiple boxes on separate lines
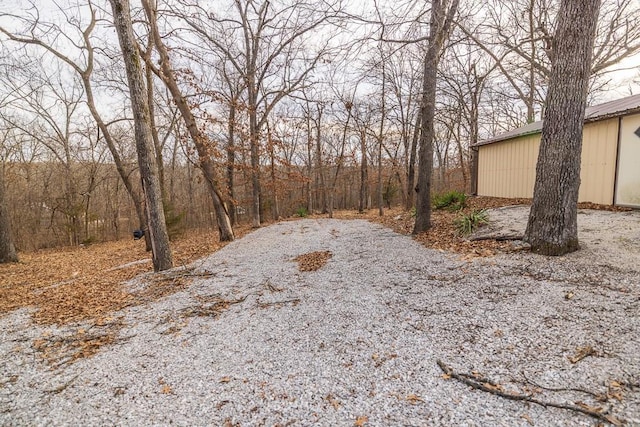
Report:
0,165,17,262
109,0,173,271
524,0,601,255
413,0,459,234
0,2,154,250
0,123,18,262
174,0,341,226
459,0,640,124
141,0,234,241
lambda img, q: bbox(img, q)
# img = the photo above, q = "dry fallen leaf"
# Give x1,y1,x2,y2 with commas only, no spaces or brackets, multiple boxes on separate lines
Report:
607,381,625,401
568,346,596,364
354,415,368,426
325,393,341,409
604,414,624,426
521,413,534,426
406,394,423,404
441,373,452,380
219,376,231,383
482,382,504,392
575,401,604,413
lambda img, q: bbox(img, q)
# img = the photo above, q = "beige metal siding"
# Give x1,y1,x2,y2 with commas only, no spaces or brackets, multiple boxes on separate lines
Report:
615,113,640,207
477,118,619,204
477,133,539,198
579,118,618,204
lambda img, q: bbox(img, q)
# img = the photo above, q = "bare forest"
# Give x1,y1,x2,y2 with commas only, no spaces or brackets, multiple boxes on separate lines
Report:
1,0,638,256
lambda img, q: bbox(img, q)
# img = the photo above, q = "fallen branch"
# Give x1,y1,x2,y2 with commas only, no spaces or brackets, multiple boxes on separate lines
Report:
437,360,623,426
44,374,79,394
521,371,602,400
257,298,300,308
181,296,246,318
469,233,524,242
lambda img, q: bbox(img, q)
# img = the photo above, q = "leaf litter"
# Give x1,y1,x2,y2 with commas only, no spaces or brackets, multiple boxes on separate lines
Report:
0,226,252,365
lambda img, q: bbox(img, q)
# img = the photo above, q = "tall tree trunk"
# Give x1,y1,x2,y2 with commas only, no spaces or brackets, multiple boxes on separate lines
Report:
524,0,601,256
142,0,234,241
145,60,166,199
414,0,459,234
405,113,420,211
306,119,314,213
267,125,280,221
249,106,261,227
314,108,327,213
227,99,237,226
468,87,480,194
359,129,368,213
377,69,385,217
328,102,353,218
470,147,479,195
0,165,18,263
110,0,173,272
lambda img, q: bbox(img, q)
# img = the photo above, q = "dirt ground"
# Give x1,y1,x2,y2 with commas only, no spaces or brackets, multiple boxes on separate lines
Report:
1,197,637,330
468,204,640,271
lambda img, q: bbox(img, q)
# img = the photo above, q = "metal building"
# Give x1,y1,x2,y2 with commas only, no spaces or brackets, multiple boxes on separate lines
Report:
474,94,640,208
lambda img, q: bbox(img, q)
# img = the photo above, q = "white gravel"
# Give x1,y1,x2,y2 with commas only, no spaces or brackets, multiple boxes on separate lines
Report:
1,217,639,426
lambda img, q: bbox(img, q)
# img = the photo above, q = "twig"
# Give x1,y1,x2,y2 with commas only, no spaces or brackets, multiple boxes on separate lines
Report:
263,279,283,293
437,360,623,425
257,298,300,308
520,371,602,399
44,374,79,394
469,233,524,242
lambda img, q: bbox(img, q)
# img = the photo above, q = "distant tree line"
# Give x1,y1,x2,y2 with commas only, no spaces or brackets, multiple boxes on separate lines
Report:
0,0,637,265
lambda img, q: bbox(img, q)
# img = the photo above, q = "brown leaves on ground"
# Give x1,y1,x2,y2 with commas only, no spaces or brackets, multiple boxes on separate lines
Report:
332,196,531,257
33,317,124,368
0,226,252,326
294,250,332,271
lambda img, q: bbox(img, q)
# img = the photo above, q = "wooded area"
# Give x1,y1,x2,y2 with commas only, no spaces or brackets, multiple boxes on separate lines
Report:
0,0,638,264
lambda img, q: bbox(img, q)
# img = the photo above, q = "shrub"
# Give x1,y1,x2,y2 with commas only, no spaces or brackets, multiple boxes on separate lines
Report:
454,209,489,235
432,190,467,211
295,207,308,218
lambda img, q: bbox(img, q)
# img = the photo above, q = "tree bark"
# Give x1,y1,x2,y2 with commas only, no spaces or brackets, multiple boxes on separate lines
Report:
405,113,420,211
227,98,238,226
524,0,601,256
413,0,459,234
314,106,327,213
0,165,18,263
109,0,173,272
358,129,368,213
377,68,385,217
328,102,353,218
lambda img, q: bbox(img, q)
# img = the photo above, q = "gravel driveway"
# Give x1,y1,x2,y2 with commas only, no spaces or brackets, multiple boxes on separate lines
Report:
1,218,639,426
